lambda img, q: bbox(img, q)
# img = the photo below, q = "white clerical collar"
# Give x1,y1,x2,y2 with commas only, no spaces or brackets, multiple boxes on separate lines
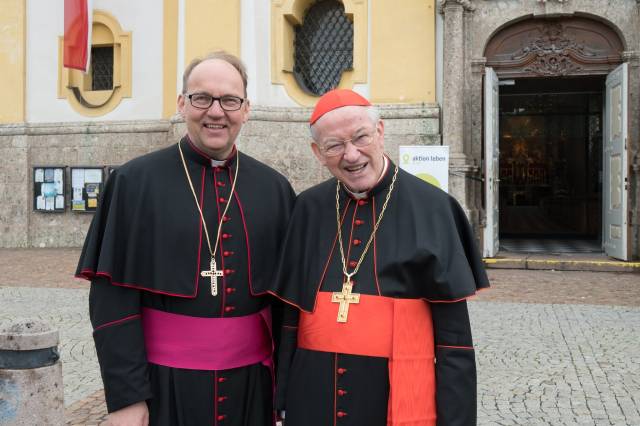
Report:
342,156,389,199
210,158,226,167
344,187,368,199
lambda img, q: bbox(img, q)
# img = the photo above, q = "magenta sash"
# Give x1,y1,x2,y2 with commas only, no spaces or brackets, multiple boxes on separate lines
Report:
142,307,272,371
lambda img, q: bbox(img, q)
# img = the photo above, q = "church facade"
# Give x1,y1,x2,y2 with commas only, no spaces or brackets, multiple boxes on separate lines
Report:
1,0,638,260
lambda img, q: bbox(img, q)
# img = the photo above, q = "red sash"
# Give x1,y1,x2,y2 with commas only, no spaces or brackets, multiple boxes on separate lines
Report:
298,292,436,426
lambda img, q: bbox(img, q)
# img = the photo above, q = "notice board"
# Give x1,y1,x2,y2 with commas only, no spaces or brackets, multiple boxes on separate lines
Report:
33,167,66,212
71,167,104,212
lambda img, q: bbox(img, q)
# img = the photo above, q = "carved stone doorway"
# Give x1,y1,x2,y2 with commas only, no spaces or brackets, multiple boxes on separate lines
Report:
483,16,625,253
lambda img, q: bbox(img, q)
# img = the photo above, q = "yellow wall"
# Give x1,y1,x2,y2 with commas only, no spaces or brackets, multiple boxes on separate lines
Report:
370,0,436,103
184,0,241,66
163,0,178,117
0,0,25,123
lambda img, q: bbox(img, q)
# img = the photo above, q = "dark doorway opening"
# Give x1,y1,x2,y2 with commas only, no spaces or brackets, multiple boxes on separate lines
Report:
498,76,604,251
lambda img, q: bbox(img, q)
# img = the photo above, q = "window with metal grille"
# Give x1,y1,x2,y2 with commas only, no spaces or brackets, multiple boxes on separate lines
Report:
91,46,114,91
294,0,353,96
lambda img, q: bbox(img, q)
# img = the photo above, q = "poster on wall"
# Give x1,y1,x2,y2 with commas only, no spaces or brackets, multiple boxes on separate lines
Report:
398,145,450,193
71,167,104,212
33,167,66,212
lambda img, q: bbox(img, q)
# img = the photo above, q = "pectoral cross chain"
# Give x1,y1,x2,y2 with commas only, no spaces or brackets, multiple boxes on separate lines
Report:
201,258,224,296
331,277,360,323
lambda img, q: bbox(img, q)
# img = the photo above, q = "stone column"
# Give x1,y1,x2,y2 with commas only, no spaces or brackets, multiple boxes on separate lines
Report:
440,0,480,223
441,0,467,158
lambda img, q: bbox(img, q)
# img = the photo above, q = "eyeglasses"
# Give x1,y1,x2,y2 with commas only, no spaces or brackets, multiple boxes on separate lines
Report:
187,93,245,111
319,132,375,157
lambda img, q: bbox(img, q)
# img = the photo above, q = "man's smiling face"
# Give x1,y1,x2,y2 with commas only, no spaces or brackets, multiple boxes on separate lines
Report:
311,105,385,193
178,58,249,159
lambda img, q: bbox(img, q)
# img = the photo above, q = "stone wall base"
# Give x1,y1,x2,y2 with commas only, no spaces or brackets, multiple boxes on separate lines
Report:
0,104,441,248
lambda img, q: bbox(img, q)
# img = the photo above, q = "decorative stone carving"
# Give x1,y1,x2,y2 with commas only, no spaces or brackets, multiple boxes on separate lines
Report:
524,54,582,76
515,22,587,76
512,22,592,61
485,17,624,78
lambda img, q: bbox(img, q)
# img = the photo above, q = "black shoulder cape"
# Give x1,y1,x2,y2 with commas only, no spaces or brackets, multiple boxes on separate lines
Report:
270,162,489,311
77,138,295,297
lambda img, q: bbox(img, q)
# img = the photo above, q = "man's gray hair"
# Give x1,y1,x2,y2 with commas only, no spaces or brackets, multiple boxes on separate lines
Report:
310,105,381,142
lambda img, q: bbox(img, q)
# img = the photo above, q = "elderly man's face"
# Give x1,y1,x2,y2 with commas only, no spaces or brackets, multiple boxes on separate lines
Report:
178,59,249,159
311,106,385,193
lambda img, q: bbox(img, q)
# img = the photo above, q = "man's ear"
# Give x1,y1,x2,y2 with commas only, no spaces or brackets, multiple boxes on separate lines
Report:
177,94,186,117
242,98,251,124
376,119,385,146
376,119,385,137
311,142,327,166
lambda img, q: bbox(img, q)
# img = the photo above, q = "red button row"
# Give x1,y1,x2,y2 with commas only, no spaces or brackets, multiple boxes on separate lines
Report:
336,367,348,419
217,375,228,421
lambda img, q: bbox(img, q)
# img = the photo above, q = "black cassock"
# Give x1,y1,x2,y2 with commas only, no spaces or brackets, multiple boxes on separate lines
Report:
77,138,295,426
272,161,490,426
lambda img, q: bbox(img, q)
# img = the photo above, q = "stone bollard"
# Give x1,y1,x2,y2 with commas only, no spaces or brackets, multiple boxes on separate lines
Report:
0,319,64,425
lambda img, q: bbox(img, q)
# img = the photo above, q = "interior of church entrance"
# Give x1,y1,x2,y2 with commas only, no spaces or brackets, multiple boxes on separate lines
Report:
498,76,604,253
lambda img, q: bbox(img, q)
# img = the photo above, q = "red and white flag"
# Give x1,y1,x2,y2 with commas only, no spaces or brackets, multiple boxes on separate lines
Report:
63,0,93,72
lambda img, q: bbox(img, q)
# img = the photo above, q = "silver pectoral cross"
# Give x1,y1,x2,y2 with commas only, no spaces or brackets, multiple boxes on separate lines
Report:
331,276,360,323
201,258,224,296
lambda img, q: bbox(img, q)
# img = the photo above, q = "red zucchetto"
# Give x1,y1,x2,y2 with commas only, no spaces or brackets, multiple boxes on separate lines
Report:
309,89,371,125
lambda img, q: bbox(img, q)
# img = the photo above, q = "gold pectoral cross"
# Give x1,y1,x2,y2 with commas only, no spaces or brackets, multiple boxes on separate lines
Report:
201,258,224,296
331,277,360,323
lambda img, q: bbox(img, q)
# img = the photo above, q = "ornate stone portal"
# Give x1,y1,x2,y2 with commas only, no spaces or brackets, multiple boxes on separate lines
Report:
441,0,640,257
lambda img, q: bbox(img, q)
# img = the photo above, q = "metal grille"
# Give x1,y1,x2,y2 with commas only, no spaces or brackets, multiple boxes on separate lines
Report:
91,46,114,91
294,0,353,96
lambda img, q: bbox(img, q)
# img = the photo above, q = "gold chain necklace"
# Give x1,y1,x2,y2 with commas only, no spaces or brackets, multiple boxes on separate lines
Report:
331,164,398,322
178,141,239,296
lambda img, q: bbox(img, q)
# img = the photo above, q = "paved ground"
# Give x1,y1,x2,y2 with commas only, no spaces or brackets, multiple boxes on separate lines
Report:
1,248,639,425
